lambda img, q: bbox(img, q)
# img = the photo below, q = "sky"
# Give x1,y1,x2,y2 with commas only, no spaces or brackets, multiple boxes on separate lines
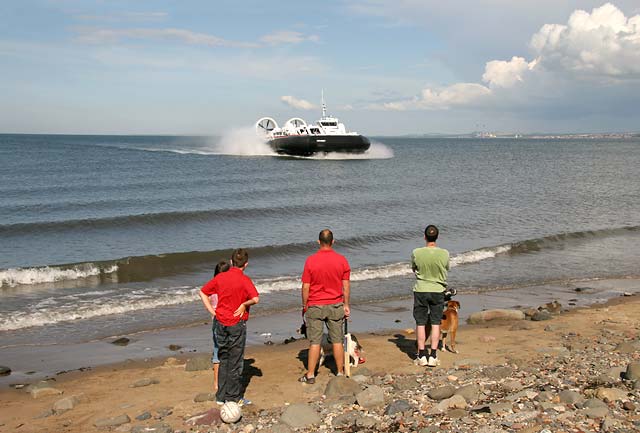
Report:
1,0,640,135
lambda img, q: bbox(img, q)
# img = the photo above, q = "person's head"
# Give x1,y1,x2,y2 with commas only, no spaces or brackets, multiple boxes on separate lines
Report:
214,260,230,276
231,248,249,268
425,225,439,243
318,229,334,247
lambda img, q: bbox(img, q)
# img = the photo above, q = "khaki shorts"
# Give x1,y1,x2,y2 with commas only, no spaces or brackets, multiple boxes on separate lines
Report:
305,303,345,345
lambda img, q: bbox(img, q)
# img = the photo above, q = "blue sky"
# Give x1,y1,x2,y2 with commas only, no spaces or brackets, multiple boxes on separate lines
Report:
1,1,640,135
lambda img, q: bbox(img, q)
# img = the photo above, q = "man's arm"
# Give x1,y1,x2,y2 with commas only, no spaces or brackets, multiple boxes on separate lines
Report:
233,296,259,317
342,280,350,318
301,282,310,311
198,291,216,317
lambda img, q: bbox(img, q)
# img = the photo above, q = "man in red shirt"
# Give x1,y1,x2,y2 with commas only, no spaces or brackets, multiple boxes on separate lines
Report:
299,229,351,384
199,248,259,405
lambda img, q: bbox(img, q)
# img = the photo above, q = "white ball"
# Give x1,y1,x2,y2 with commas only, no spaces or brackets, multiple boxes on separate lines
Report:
220,401,242,423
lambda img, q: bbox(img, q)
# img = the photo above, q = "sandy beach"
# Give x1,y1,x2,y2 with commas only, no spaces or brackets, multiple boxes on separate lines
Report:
1,290,639,433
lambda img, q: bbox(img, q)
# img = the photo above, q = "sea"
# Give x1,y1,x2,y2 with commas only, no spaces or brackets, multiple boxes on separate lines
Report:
1,132,640,366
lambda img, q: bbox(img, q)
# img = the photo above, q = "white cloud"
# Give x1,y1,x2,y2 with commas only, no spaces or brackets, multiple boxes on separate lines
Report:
74,27,259,48
530,3,640,78
260,30,319,45
376,3,640,111
75,12,169,23
280,96,317,110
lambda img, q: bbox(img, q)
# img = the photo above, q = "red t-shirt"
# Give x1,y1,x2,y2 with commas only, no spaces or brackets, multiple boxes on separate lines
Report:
302,249,350,306
200,267,259,326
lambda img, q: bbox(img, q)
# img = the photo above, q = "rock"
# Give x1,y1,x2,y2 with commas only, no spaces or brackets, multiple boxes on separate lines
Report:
194,392,216,402
111,337,130,346
583,406,609,419
352,374,369,385
427,385,456,400
132,424,173,433
94,414,131,428
136,411,152,421
489,402,512,414
483,366,514,379
558,390,584,405
266,423,293,433
384,399,413,416
392,376,418,391
596,387,628,402
623,401,636,411
583,398,607,409
433,394,467,413
185,355,212,372
155,407,172,419
356,417,377,428
615,342,639,353
447,408,467,418
130,378,159,388
185,408,222,426
535,391,553,402
356,385,385,409
280,403,321,428
509,321,534,331
0,366,11,376
53,395,81,413
34,409,55,419
27,382,63,399
331,412,361,428
544,301,562,313
624,363,640,381
467,309,525,324
531,311,553,321
501,380,523,393
167,344,182,351
503,410,539,423
455,384,482,403
324,377,361,402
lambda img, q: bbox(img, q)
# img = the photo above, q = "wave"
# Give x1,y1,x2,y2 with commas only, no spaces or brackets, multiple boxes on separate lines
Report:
0,264,118,288
0,244,511,331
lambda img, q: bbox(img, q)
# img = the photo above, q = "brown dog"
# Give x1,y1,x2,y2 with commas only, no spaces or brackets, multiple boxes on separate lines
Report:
439,300,460,353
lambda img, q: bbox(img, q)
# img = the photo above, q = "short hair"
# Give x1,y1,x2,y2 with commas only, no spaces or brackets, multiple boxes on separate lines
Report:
214,260,230,276
425,225,439,242
231,248,249,268
319,229,334,246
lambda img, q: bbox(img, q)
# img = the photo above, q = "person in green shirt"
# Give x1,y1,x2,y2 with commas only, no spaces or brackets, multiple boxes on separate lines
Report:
411,225,449,367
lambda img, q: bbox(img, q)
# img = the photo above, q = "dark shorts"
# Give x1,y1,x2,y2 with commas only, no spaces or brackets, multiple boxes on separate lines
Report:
413,291,445,326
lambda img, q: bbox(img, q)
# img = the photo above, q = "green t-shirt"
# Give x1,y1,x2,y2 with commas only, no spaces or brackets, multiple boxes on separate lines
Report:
411,246,449,292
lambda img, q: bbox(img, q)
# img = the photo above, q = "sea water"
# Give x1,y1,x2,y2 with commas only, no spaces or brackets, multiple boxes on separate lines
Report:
1,133,640,349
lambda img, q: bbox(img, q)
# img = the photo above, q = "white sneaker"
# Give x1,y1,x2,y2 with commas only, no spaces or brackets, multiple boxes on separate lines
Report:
427,356,440,367
414,355,428,366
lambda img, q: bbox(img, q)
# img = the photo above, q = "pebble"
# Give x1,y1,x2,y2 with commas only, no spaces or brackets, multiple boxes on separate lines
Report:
111,337,130,346
0,366,11,376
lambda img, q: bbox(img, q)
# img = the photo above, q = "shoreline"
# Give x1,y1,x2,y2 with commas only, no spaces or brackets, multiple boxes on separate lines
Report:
1,289,639,432
1,276,638,388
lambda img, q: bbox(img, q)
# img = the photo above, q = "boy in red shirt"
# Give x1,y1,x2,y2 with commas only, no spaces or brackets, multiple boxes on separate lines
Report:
199,248,259,405
299,229,351,384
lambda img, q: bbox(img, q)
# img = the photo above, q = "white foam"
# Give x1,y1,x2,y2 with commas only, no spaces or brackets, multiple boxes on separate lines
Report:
450,245,512,266
304,142,394,160
214,127,276,156
0,264,118,288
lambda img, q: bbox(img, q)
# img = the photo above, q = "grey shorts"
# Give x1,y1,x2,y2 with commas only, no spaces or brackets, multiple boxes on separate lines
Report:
413,291,445,326
304,303,345,345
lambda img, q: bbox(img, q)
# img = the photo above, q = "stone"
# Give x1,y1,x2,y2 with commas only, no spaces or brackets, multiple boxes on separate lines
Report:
94,414,131,428
392,376,418,391
0,366,11,376
266,423,293,433
484,366,514,379
623,401,636,411
448,408,467,418
535,391,553,402
433,394,467,413
28,382,63,399
467,309,525,324
489,402,512,414
356,417,377,428
111,337,130,346
136,411,152,421
428,385,456,400
130,378,159,388
194,392,216,402
583,406,609,419
583,398,607,409
34,409,55,419
503,410,539,423
331,412,361,428
184,408,222,426
453,358,483,369
596,387,628,402
615,342,639,353
53,395,80,413
167,344,182,351
510,321,534,330
324,376,361,401
184,355,212,372
352,374,370,385
624,363,640,381
558,390,584,405
280,403,320,429
384,399,413,416
531,311,553,321
132,424,173,433
501,380,523,393
356,385,385,409
455,384,482,403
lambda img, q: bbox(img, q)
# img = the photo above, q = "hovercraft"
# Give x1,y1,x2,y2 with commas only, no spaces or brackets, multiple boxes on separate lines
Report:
255,95,370,157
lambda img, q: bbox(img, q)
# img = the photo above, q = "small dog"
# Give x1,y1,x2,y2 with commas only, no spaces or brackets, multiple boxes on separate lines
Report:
318,333,364,368
439,300,461,353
